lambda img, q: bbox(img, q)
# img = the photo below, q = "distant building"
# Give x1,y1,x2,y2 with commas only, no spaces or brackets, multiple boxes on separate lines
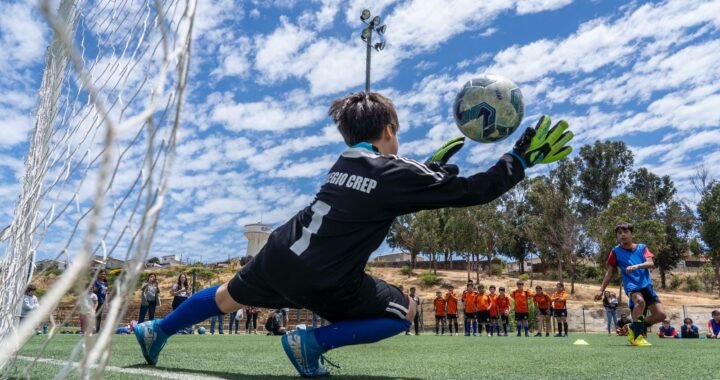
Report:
244,223,272,257
91,255,125,269
159,254,183,267
506,257,542,273
35,259,67,271
373,252,427,263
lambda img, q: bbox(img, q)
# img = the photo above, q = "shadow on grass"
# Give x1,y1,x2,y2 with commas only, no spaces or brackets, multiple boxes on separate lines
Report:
124,364,421,380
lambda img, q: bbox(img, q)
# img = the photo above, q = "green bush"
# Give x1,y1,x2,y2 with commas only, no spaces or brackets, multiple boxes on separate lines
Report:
419,271,440,287
400,265,412,276
45,267,62,276
518,273,530,282
490,263,503,276
669,275,683,290
685,276,701,292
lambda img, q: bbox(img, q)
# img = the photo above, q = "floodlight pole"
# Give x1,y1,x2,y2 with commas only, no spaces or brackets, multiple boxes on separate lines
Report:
365,29,372,92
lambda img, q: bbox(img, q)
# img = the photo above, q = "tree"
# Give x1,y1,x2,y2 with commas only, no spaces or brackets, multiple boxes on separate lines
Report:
626,167,676,207
444,207,484,281
654,201,695,288
500,181,533,274
147,256,160,264
387,214,423,271
697,181,720,296
574,140,634,218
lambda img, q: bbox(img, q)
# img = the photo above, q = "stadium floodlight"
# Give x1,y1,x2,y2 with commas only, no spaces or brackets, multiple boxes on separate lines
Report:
361,27,371,42
361,9,371,22
360,10,387,92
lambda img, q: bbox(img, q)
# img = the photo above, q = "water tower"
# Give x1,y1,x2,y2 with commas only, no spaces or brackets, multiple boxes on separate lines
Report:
243,223,272,257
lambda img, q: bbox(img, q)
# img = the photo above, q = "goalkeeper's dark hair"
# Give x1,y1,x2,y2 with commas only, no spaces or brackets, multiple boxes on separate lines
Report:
329,92,399,146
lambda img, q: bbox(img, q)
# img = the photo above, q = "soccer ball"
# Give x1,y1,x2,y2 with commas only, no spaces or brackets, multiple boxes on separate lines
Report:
197,326,206,335
452,74,524,143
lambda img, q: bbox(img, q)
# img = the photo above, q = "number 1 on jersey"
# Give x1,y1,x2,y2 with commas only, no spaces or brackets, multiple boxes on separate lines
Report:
290,200,331,256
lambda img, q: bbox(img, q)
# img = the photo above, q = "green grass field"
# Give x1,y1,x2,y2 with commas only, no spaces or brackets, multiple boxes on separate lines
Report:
9,333,720,379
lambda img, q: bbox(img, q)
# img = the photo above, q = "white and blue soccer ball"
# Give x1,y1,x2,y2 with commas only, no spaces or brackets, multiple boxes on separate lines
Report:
197,326,206,335
453,74,524,143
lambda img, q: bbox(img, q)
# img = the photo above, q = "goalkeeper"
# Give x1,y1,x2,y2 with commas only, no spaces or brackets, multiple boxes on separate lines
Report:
135,92,573,377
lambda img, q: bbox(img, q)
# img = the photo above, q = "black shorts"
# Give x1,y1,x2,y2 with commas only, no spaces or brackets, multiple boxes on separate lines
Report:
477,311,490,323
226,256,409,323
514,312,529,321
628,286,660,311
435,315,446,323
538,308,549,316
553,309,567,317
447,313,458,320
464,312,477,319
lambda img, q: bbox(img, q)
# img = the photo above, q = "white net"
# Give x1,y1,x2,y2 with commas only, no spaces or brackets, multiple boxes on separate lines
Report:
0,0,195,378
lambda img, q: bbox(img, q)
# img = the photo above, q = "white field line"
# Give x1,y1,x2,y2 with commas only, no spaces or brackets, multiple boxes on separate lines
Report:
15,356,227,380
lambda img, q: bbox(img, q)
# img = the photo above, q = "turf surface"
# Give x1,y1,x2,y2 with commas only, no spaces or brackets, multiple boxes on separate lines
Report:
9,333,720,379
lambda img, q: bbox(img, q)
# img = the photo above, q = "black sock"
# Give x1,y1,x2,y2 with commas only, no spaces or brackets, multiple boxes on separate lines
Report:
557,322,563,334
563,322,568,335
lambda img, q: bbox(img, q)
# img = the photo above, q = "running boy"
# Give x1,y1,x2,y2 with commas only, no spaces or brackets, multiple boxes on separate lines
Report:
135,92,573,377
595,222,666,347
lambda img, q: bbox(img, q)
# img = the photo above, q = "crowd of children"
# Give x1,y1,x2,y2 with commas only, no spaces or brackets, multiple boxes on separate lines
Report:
428,280,569,337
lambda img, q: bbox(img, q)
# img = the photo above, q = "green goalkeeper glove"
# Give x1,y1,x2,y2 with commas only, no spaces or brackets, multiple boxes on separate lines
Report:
426,136,465,164
510,115,573,168
425,136,465,176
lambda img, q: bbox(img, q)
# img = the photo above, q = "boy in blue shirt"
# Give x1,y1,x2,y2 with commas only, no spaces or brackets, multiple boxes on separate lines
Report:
134,92,574,377
657,320,677,338
707,310,720,339
596,222,667,347
680,318,699,338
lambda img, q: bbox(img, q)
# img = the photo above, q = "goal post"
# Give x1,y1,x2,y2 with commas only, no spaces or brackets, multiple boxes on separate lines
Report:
0,0,196,378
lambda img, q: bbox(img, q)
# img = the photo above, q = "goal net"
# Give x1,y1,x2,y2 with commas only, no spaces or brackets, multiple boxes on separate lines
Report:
0,0,195,378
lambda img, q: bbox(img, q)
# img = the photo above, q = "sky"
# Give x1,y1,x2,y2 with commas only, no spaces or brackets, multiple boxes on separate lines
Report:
1,0,719,264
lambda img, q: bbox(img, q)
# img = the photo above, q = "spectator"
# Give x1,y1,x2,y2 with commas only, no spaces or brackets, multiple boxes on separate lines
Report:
19,285,39,326
488,285,499,336
617,314,630,336
680,318,699,339
510,280,533,337
406,287,421,335
495,287,511,336
170,273,191,310
281,307,290,327
602,291,619,336
311,312,326,328
116,323,134,334
461,282,478,336
246,306,258,334
265,309,286,336
533,286,552,337
94,269,109,333
444,285,459,336
551,282,569,337
80,283,99,335
229,308,243,334
432,291,446,335
707,310,720,339
210,313,225,335
139,274,161,323
475,285,492,336
658,320,678,338
171,273,192,334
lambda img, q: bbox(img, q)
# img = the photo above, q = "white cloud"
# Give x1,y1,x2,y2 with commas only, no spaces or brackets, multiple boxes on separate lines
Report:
253,16,316,83
211,90,327,131
516,0,574,14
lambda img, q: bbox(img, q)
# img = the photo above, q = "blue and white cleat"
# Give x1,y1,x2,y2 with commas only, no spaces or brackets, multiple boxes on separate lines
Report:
281,328,333,378
134,319,168,365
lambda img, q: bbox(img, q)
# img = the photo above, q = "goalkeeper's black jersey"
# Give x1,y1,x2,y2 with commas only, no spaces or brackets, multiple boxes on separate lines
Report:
255,144,525,292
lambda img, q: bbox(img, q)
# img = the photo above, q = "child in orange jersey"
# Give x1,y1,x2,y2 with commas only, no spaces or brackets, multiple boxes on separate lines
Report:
461,282,478,336
444,285,459,336
487,285,499,336
475,285,492,336
533,285,552,337
495,287,512,336
433,291,447,335
510,280,533,337
552,282,569,337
